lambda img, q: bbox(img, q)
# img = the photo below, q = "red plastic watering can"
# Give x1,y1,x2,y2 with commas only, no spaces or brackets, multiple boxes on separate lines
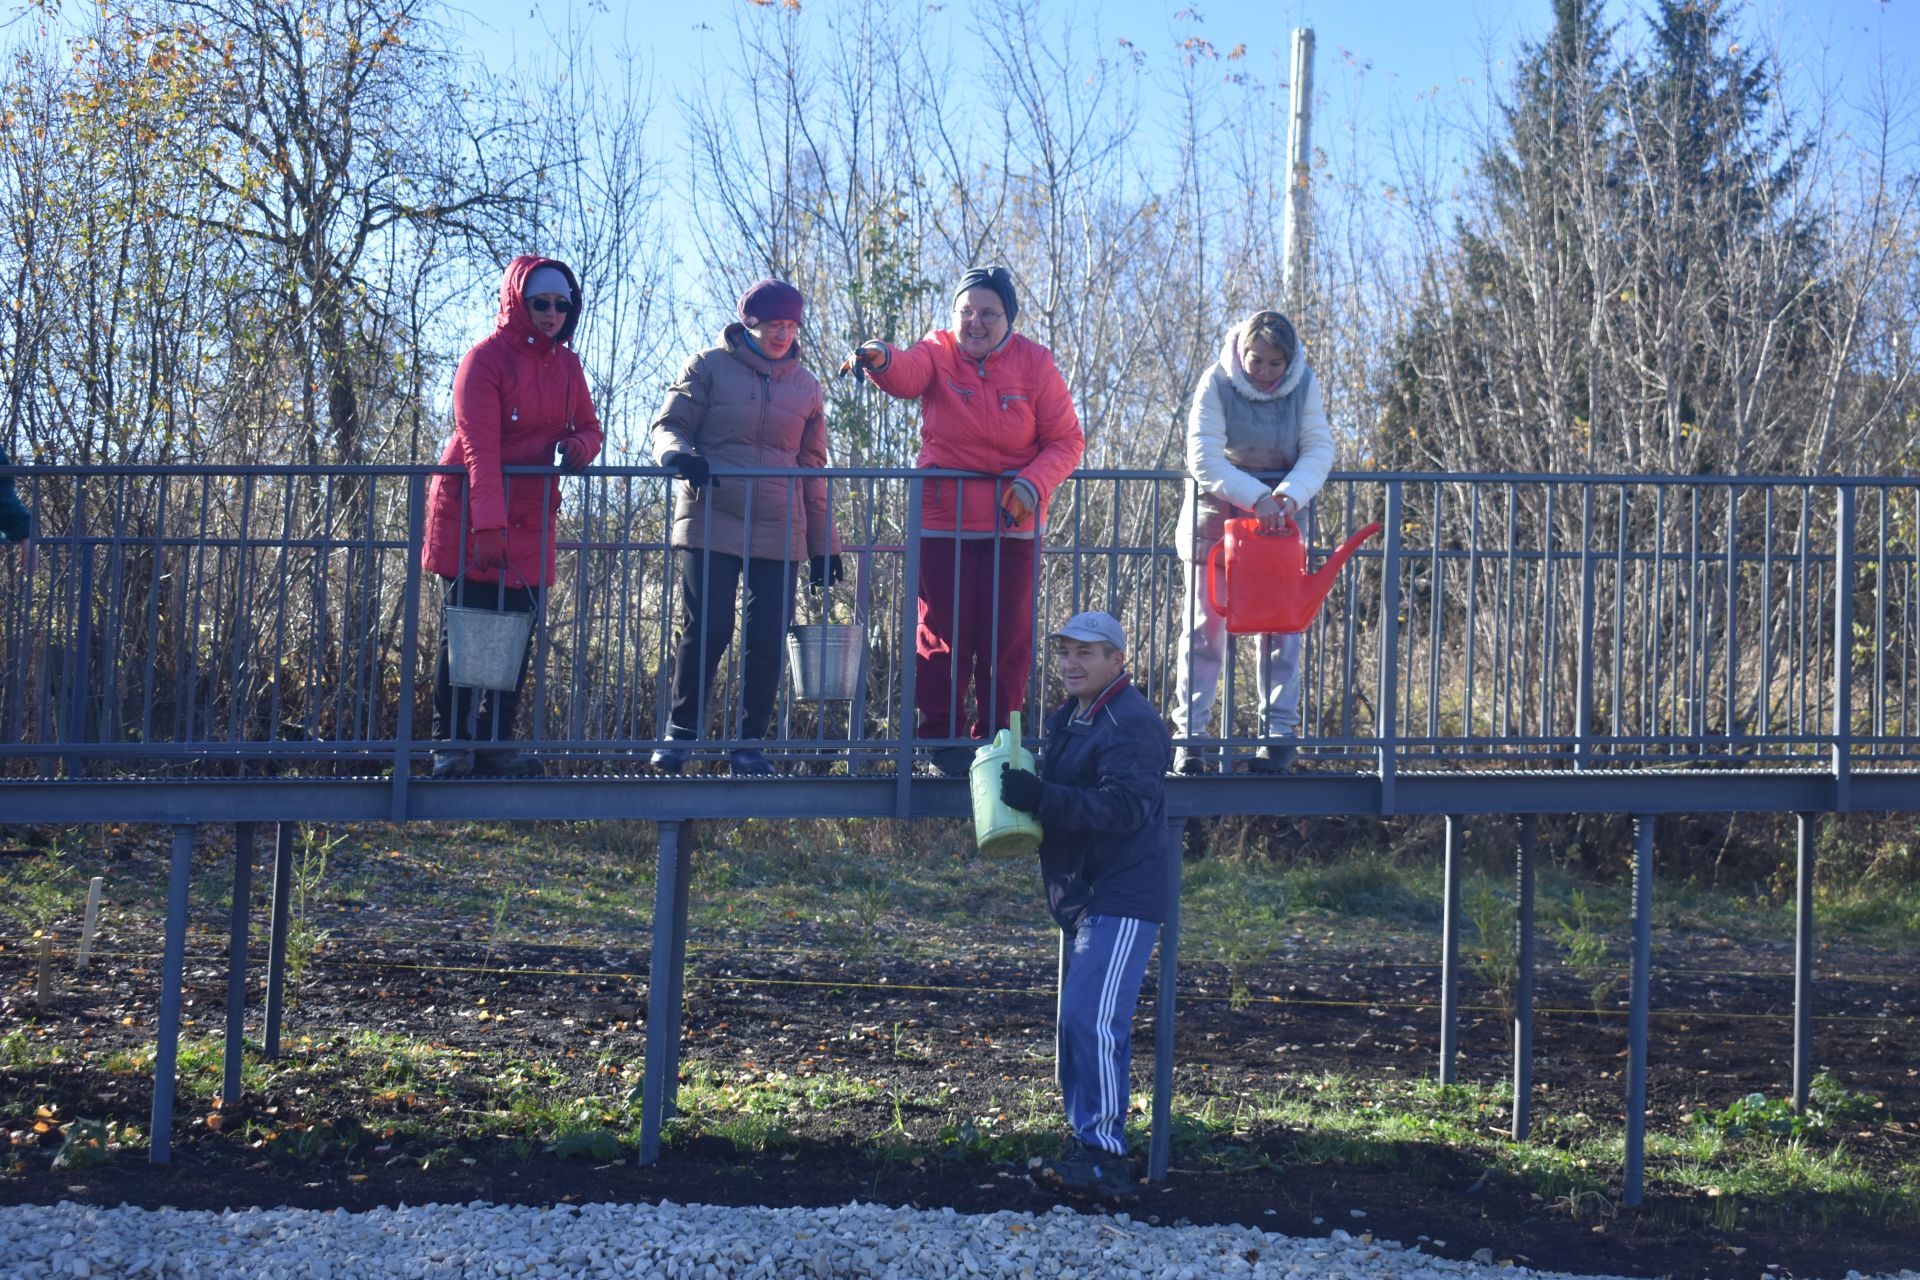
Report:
1205,516,1383,634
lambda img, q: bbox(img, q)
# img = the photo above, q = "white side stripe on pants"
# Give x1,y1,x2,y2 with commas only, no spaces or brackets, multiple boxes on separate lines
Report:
1093,916,1142,1154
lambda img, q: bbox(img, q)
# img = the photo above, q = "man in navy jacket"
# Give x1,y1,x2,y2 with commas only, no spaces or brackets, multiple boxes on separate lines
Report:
1000,610,1171,1204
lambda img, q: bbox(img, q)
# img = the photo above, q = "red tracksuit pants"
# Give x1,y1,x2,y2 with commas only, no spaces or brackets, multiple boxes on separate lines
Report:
915,535,1038,741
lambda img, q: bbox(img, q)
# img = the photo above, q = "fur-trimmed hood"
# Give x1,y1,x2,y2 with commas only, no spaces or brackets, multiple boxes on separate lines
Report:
1217,317,1309,401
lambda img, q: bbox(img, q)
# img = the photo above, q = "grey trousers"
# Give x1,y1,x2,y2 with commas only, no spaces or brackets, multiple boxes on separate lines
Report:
1169,556,1303,740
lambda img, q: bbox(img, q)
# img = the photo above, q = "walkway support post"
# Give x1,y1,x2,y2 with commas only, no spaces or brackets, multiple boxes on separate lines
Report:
263,821,295,1058
640,819,687,1165
1624,815,1655,1206
222,822,256,1105
151,823,195,1164
1512,814,1537,1140
1439,814,1462,1085
1149,817,1184,1182
1793,812,1816,1112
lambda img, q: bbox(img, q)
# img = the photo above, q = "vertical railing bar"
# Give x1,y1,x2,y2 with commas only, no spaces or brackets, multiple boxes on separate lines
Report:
1832,484,1855,810
1463,484,1481,755
1574,484,1595,770
312,475,338,745
1648,486,1667,759
1759,487,1775,754
1873,487,1888,743
1540,484,1557,755
139,477,168,748
1499,485,1518,741
1724,487,1740,752
226,474,257,744
180,476,213,744
1687,488,1701,749
1400,485,1422,756
1376,481,1402,813
267,477,297,747
1425,481,1444,746
1610,486,1628,764
1789,491,1804,752
391,476,426,815
896,479,924,812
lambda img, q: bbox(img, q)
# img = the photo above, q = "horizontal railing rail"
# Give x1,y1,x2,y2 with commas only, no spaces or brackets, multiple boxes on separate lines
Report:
0,464,1915,784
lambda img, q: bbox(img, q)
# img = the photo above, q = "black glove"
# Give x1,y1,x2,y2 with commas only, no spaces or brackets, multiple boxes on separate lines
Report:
808,553,844,593
1000,765,1044,814
662,451,711,490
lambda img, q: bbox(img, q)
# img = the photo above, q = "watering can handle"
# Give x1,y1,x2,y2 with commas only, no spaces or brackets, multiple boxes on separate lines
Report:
1205,540,1226,615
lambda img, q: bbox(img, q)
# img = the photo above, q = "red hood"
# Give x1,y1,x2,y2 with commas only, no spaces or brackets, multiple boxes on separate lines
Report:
496,254,581,350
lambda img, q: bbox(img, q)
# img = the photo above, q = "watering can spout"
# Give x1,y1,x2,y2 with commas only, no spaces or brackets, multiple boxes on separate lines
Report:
1301,521,1384,609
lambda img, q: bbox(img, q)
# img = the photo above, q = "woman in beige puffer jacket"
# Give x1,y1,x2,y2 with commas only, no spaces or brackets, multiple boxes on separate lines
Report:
648,279,841,774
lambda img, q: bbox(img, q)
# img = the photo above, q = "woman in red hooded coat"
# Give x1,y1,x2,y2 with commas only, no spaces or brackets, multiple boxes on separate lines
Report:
420,255,602,776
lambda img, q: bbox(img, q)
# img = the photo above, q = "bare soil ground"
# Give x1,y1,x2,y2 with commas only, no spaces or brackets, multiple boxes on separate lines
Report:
2,828,1917,1280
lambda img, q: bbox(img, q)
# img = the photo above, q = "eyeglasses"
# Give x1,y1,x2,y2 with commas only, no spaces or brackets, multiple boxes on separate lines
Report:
953,306,1004,324
528,296,573,314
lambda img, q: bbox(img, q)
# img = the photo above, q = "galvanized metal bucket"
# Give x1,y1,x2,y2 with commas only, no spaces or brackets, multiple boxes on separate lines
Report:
786,622,864,701
445,606,534,691
786,585,865,702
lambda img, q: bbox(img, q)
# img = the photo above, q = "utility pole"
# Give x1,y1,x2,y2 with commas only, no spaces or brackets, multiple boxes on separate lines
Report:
1281,27,1316,312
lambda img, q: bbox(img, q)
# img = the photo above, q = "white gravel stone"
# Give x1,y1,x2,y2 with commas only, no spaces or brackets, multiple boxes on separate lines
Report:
0,1198,1913,1280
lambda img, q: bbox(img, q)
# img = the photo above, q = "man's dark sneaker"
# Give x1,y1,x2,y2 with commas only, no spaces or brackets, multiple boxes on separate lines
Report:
1036,1139,1140,1205
931,745,975,778
431,749,473,778
477,749,538,777
1247,741,1299,774
1171,747,1207,776
729,746,776,776
650,744,691,773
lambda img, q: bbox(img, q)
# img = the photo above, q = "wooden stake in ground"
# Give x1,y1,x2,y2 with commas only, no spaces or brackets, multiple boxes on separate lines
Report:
77,876,104,967
35,936,53,1004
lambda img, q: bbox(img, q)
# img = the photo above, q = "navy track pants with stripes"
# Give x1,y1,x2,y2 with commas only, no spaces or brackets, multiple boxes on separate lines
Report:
1059,914,1159,1156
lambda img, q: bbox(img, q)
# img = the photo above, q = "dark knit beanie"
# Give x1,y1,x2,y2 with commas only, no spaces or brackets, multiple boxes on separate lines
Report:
738,279,806,326
954,264,1018,326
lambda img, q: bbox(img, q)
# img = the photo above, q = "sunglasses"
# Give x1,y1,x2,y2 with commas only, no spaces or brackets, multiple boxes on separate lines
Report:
528,296,573,314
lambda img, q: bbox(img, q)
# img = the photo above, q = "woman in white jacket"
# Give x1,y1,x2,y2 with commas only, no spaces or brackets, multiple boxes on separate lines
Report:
1172,311,1336,773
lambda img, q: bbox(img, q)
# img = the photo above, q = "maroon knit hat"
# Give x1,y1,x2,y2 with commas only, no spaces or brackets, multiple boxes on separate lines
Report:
738,279,805,326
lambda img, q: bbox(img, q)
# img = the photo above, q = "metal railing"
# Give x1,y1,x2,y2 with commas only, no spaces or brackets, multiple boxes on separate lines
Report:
3,464,1915,788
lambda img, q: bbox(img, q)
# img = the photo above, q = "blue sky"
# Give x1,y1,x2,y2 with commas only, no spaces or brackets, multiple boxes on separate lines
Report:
463,0,1916,139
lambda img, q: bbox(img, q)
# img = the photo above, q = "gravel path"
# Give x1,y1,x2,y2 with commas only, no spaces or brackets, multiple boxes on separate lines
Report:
0,1198,1912,1280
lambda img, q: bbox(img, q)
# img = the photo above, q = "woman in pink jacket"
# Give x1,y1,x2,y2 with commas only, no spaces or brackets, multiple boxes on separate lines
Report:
420,255,602,777
851,265,1085,775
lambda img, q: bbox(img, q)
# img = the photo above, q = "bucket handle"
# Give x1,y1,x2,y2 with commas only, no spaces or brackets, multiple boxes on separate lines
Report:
797,577,855,627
